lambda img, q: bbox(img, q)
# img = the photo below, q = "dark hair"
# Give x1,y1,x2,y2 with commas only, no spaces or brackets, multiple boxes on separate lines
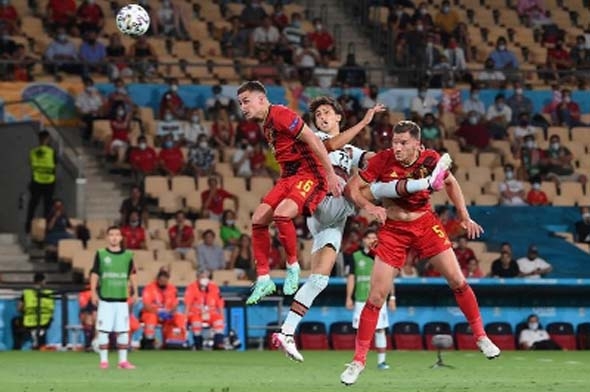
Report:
175,210,184,217
106,225,121,234
33,272,45,284
495,93,505,102
363,229,377,238
309,96,344,129
202,229,215,238
237,80,267,95
157,269,170,279
393,120,421,140
39,130,50,142
222,209,235,224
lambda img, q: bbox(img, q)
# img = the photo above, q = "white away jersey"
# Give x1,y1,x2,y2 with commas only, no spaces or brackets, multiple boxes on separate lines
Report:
316,131,366,178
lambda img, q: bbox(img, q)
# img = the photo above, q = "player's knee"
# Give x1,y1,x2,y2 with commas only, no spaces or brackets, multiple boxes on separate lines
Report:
308,274,329,292
368,291,388,307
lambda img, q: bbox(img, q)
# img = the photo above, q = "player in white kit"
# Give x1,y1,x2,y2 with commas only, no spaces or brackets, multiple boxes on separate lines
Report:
273,97,452,361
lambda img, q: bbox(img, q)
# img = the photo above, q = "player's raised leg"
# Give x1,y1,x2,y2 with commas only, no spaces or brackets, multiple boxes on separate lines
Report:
247,203,277,305
273,198,303,296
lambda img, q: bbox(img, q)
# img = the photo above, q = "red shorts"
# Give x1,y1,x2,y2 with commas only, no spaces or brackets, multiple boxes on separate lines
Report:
262,174,327,215
375,210,452,268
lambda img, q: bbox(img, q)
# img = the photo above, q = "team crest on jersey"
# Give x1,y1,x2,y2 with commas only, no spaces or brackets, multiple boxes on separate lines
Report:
104,256,112,264
389,171,398,178
358,260,366,268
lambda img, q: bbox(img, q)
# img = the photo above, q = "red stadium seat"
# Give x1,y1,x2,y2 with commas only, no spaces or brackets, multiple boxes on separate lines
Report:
454,322,479,350
297,321,329,350
392,321,422,350
423,322,452,350
329,321,356,350
485,322,516,351
576,323,590,350
547,322,577,351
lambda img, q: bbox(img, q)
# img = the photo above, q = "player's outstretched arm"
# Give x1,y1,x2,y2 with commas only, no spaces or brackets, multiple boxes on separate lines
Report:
347,174,386,223
444,172,484,239
323,104,386,152
299,125,343,197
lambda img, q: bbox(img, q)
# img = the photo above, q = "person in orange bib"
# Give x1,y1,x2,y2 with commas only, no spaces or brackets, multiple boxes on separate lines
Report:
184,270,225,350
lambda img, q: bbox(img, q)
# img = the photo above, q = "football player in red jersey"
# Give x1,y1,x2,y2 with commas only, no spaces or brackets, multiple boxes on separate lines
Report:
340,120,501,386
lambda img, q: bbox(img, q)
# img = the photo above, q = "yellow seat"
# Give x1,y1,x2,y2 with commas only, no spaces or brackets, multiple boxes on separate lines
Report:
467,167,492,186
559,182,584,200
57,239,84,264
223,177,248,195
92,119,111,143
454,153,477,169
547,126,570,142
145,176,169,199
541,181,558,201
571,127,590,145
72,250,96,278
478,152,501,168
552,195,576,206
86,218,111,239
194,219,221,237
169,261,196,286
31,218,46,243
132,249,156,270
158,191,184,214
186,193,203,214
146,238,168,251
155,249,181,262
171,176,196,199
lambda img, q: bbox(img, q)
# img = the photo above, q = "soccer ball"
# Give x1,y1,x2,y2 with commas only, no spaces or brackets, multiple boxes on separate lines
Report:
116,4,150,36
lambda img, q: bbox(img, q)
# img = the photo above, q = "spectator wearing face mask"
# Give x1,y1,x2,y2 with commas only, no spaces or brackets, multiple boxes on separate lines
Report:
187,134,215,180
506,82,534,124
201,176,239,221
434,0,459,45
574,206,590,244
520,134,546,181
476,58,506,89
410,85,439,120
0,0,21,35
183,109,209,145
308,17,335,60
554,89,588,128
420,113,443,150
526,178,549,206
108,104,132,165
462,87,485,118
542,134,586,185
570,35,590,86
485,93,512,140
120,211,147,250
499,164,527,206
455,111,492,152
519,314,562,350
232,141,254,180
156,109,185,144
158,134,185,177
159,78,186,120
489,37,519,71
220,209,241,249
517,244,552,278
44,27,80,74
168,210,195,258
205,85,238,121
283,12,306,48
105,78,134,118
211,116,236,150
412,2,434,29
546,39,572,82
76,0,105,36
129,135,158,182
75,77,104,141
79,29,107,75
511,112,539,157
46,0,77,33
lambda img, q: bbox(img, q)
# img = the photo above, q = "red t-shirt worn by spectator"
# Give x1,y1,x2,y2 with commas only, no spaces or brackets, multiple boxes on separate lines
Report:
121,225,146,249
201,188,233,215
308,31,334,52
48,0,76,25
0,5,18,28
547,48,570,68
237,120,262,145
212,121,235,145
110,119,130,142
454,247,475,270
159,92,184,119
76,3,104,26
272,13,288,30
159,147,184,174
250,150,266,171
168,225,194,249
129,147,158,173
527,189,548,206
455,123,491,149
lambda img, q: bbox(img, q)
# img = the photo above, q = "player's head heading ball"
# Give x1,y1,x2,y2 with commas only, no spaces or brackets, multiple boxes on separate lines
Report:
309,96,344,132
392,120,422,164
237,81,269,121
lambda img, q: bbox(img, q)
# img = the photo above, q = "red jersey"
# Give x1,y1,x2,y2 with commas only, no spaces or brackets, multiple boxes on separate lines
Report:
454,247,475,269
263,105,325,178
110,119,130,142
237,120,262,145
0,5,18,23
121,225,146,250
308,31,334,52
168,224,194,249
76,3,104,24
360,148,440,212
201,188,233,215
129,147,158,173
527,189,548,206
159,147,184,174
48,0,76,24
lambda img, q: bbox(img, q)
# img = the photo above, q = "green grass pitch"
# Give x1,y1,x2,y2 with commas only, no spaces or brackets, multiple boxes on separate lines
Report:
0,350,589,392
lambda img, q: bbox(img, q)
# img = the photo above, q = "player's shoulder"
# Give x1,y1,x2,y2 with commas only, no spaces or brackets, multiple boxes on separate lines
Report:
270,104,296,117
418,148,440,167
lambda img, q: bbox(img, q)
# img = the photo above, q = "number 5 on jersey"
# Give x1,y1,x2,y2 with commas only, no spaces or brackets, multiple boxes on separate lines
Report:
296,179,314,197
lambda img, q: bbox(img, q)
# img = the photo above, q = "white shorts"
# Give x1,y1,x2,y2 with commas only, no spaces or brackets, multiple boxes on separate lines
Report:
307,196,356,254
352,301,389,330
96,300,129,333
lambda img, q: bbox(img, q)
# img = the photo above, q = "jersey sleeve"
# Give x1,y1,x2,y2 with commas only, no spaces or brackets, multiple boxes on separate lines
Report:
272,106,305,138
358,150,389,183
422,149,441,172
346,145,367,169
90,252,100,275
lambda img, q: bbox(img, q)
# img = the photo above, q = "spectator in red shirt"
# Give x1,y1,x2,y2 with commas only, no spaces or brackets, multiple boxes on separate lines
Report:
463,256,484,278
120,211,147,250
454,236,475,270
455,111,492,152
526,179,549,206
546,40,572,82
250,143,267,176
168,210,195,257
129,135,159,182
308,18,334,60
201,176,239,221
158,78,186,120
236,118,262,146
104,78,134,119
436,206,464,241
46,0,77,33
109,104,132,165
76,0,104,36
555,89,587,128
271,3,288,31
158,134,185,177
211,116,236,151
0,0,20,35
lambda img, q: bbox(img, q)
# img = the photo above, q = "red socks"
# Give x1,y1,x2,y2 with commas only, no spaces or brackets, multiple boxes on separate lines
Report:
252,224,271,275
353,302,381,364
273,216,298,265
453,282,486,339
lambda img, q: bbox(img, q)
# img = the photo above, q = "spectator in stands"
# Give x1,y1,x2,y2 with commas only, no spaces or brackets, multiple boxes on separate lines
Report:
283,12,305,48
251,15,280,56
410,85,439,121
187,134,216,180
526,178,549,206
119,185,148,226
78,280,96,351
211,115,236,150
517,244,552,278
0,0,20,35
444,38,468,83
159,78,186,121
546,39,572,82
388,3,412,32
422,33,443,74
455,111,492,153
44,198,74,253
570,35,590,87
337,85,362,119
183,109,209,145
371,111,394,152
271,3,288,31
9,43,34,82
236,117,262,146
104,78,134,118
313,56,338,88
229,234,254,280
542,134,586,185
220,210,241,249
75,77,104,141
106,34,131,80
336,53,367,87
184,269,226,350
519,314,562,350
434,0,459,45
79,29,106,76
129,35,158,79
420,112,443,150
221,16,250,58
517,0,545,27
440,78,462,114
294,36,321,85
196,230,226,272
308,18,335,60
169,210,195,258
463,257,484,278
44,27,80,75
129,135,159,183
141,268,186,350
153,0,189,40
436,206,463,241
476,58,506,89
232,141,254,181
120,211,147,250
206,85,238,121
489,37,519,74
400,258,419,278
108,103,132,165
554,89,587,128
156,111,185,144
490,250,520,278
454,236,475,271
506,82,534,125
485,93,511,140
521,134,545,181
76,0,104,36
158,134,185,177
499,164,527,206
462,86,485,118
240,0,267,30
574,206,590,244
201,176,238,221
511,112,539,156
412,2,434,30
45,0,76,34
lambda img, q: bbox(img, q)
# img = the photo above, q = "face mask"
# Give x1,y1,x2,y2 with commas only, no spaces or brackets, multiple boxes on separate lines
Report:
163,140,173,149
139,142,147,150
505,171,513,180
315,24,323,31
58,33,67,42
496,103,504,110
87,0,95,3
416,24,424,31
468,116,478,125
528,322,539,331
199,141,208,149
582,212,590,220
532,183,541,190
551,142,560,150
164,114,173,122
117,87,127,95
564,96,571,103
579,44,585,50
427,42,433,48
130,220,139,227
516,88,523,95
191,115,200,123
395,10,402,16
170,84,178,92
498,44,506,51
525,140,535,149
86,86,95,93
420,8,427,15
442,6,450,13
117,109,125,117
292,20,301,28
226,219,235,226
199,278,209,286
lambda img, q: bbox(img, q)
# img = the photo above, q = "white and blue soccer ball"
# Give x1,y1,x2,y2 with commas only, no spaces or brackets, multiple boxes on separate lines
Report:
116,4,150,36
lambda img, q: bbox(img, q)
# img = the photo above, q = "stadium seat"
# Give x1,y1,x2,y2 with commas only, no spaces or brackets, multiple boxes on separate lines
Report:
194,219,221,237
547,126,570,142
485,322,516,351
72,250,96,278
474,194,499,206
155,249,180,262
171,176,196,199
559,182,584,200
223,177,248,195
145,176,170,199
423,321,452,350
546,322,577,350
541,182,558,201
551,195,576,206
86,218,110,239
392,321,422,350
329,321,356,350
146,238,168,251
576,322,590,350
185,193,202,214
454,322,478,350
31,218,46,242
467,167,492,186
58,239,84,263
455,153,477,170
169,261,195,286
477,152,501,168
571,127,590,145
158,191,184,214
297,321,329,350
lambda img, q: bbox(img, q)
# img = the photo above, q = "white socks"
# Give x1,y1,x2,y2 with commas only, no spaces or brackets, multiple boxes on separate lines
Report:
375,329,387,364
117,332,129,363
98,331,109,363
281,274,329,335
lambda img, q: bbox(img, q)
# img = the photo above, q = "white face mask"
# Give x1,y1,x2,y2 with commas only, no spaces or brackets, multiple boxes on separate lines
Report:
515,88,523,95
564,96,572,103
164,114,173,122
416,24,424,31
192,115,200,123
532,183,541,190
528,322,539,331
551,142,560,150
498,44,506,51
582,212,590,220
525,140,535,149
471,93,479,100
226,219,235,226
199,278,210,286
199,141,208,149
505,171,513,180
139,142,147,150
170,84,178,92
468,116,478,125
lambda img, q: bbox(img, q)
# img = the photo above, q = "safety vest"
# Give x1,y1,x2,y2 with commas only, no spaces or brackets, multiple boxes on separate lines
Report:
29,145,56,184
22,288,55,328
